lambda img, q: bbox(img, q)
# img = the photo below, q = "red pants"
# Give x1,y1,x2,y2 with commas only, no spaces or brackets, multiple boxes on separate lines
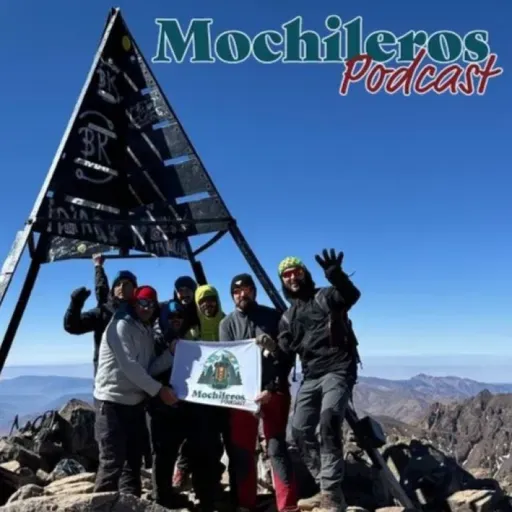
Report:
230,391,298,512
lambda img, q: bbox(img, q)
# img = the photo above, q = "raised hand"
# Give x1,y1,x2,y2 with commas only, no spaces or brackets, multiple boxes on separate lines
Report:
315,248,343,271
92,253,105,267
71,287,91,303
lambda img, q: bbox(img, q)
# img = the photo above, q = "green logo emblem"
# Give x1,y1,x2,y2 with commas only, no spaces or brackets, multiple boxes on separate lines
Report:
197,349,242,390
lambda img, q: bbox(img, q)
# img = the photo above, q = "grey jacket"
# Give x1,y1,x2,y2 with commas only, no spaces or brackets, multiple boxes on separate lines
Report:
219,304,289,392
94,307,174,405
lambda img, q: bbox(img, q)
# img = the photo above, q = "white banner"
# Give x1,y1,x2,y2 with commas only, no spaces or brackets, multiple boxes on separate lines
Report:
169,339,262,412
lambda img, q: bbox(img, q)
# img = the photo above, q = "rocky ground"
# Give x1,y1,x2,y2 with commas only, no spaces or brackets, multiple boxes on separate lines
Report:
0,398,511,511
417,390,512,485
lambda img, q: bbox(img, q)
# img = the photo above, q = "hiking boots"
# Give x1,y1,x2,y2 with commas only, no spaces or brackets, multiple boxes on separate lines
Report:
160,493,191,509
298,492,347,511
320,492,347,512
172,468,191,491
297,492,322,510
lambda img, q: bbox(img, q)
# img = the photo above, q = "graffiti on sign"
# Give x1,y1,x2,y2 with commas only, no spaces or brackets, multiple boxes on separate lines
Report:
75,110,118,184
126,95,171,129
96,58,122,104
44,198,187,257
46,198,120,246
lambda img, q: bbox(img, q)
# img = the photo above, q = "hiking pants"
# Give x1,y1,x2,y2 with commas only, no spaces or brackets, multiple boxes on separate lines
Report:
176,439,191,473
212,407,237,503
291,373,352,500
231,391,298,512
93,399,146,496
149,401,220,509
142,412,152,469
173,408,228,492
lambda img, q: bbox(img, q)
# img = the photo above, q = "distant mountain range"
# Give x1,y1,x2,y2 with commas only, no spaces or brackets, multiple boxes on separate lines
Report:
352,373,512,423
1,372,512,434
0,375,94,433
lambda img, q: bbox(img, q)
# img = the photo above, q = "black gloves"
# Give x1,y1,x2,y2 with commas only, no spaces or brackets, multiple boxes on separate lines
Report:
315,248,344,283
71,287,91,304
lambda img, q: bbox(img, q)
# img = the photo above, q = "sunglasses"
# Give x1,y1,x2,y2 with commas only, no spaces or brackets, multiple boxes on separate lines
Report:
137,299,156,309
233,286,253,295
282,267,304,279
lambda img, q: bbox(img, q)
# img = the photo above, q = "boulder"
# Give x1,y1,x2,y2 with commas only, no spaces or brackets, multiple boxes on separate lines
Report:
0,440,43,472
447,489,512,511
1,491,174,511
6,484,45,503
57,400,98,470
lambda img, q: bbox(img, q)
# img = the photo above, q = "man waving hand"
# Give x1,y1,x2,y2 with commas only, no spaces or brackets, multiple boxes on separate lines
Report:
264,249,361,512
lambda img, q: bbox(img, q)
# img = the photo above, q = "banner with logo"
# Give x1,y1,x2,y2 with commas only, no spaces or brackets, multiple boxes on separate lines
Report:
169,339,262,412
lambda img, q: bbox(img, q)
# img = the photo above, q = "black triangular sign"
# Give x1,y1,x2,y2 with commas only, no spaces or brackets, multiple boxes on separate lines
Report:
32,8,232,263
0,7,287,375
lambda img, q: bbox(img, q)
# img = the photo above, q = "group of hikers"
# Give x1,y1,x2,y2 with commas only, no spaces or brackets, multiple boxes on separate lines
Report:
63,248,361,512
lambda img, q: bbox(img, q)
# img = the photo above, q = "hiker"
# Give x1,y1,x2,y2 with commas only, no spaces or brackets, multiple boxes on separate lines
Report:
93,285,178,497
219,273,299,512
193,284,235,504
261,250,361,512
173,275,199,332
63,257,138,376
87,257,155,470
148,299,202,508
170,275,199,490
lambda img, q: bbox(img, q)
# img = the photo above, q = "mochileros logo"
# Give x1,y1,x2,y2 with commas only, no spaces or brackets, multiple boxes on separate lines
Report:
152,16,503,96
193,349,246,407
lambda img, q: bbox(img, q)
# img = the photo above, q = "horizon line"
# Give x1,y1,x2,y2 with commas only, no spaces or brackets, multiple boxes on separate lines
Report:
5,352,512,368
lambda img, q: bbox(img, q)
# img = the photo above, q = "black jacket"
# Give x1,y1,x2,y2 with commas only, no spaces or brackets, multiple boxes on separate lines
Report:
219,304,292,393
277,267,361,381
63,266,115,376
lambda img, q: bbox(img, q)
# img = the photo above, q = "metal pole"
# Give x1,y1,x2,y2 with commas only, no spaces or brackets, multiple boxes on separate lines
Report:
0,235,47,375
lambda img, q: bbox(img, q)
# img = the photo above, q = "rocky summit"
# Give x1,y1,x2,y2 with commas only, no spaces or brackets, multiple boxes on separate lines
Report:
0,398,512,511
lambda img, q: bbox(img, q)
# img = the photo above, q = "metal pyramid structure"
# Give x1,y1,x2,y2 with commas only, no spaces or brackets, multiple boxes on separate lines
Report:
0,7,285,374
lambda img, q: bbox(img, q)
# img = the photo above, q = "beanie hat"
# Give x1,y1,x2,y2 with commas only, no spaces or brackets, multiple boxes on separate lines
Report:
133,285,158,302
195,284,219,304
167,299,183,315
174,276,197,292
112,270,137,288
230,273,256,295
278,257,305,276
160,299,183,328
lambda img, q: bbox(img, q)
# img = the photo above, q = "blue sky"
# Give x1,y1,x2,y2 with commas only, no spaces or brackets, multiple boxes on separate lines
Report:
0,0,510,373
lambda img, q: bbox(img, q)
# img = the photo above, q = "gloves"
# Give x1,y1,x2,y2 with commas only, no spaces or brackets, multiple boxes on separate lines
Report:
315,248,344,282
255,334,277,353
71,287,91,304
